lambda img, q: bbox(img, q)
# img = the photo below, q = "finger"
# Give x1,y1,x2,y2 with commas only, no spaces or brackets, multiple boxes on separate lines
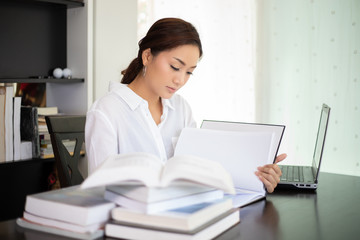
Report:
275,153,287,164
256,173,275,193
259,164,282,178
256,169,279,191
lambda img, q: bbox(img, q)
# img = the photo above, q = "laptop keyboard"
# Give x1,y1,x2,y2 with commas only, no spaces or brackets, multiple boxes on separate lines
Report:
280,165,304,182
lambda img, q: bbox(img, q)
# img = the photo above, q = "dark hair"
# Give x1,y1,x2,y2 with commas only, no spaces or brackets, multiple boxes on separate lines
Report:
121,18,203,84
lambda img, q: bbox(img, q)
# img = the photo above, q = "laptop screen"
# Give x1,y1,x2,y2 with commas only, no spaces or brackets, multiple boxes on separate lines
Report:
312,104,331,181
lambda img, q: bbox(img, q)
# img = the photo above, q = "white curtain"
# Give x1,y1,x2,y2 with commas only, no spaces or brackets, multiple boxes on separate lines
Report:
257,0,360,176
138,0,257,124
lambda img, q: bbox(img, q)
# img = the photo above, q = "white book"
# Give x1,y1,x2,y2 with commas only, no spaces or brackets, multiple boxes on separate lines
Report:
13,96,22,161
23,211,105,234
25,186,115,226
20,141,32,160
105,189,224,214
174,128,274,208
110,197,233,231
16,218,104,240
81,152,236,195
105,208,240,240
4,84,14,162
0,87,6,162
37,106,58,116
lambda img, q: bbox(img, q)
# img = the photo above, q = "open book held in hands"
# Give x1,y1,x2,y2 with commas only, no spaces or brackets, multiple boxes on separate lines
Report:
81,152,236,195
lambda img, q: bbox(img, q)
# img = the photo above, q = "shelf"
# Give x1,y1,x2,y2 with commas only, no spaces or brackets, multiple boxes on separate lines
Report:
34,0,84,8
0,78,84,84
0,157,55,166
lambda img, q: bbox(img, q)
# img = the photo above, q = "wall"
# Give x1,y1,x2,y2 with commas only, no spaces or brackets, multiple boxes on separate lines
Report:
93,0,138,102
256,0,360,176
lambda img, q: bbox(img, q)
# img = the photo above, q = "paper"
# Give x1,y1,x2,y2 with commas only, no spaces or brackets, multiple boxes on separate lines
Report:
174,128,273,193
201,120,285,163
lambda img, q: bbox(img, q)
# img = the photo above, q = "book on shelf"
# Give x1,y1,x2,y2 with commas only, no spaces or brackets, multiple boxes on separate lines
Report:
40,136,85,159
105,187,224,214
80,152,236,195
37,107,59,135
4,84,14,162
174,127,277,208
20,106,40,158
110,197,234,232
16,218,104,240
0,86,5,162
24,185,116,226
20,141,32,160
37,106,58,116
105,208,240,240
13,96,22,161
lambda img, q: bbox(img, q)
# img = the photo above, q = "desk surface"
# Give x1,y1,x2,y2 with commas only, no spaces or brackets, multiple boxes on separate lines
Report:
1,172,360,240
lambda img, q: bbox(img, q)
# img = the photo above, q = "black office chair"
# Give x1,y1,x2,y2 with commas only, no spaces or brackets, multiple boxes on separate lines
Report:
45,115,86,188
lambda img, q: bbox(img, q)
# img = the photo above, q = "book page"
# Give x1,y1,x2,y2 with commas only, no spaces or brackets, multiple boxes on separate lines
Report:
201,120,285,163
230,192,265,208
81,152,164,189
160,155,236,194
174,128,273,193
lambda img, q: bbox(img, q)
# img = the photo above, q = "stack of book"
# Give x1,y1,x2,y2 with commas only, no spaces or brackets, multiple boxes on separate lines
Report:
80,152,240,239
105,191,239,239
17,186,116,239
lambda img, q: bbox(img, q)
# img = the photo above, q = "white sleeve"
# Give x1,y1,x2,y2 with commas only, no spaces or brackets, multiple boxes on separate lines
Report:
85,109,118,175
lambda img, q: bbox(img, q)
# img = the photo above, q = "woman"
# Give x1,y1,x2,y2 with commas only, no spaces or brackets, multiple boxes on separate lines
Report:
85,18,286,193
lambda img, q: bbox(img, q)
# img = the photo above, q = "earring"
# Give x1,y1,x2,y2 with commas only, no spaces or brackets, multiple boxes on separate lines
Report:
143,66,147,77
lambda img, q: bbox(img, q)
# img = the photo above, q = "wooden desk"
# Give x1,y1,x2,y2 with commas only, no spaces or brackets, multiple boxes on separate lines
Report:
1,172,360,240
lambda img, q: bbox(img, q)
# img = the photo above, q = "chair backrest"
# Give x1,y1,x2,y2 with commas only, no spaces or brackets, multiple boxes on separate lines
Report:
45,115,86,188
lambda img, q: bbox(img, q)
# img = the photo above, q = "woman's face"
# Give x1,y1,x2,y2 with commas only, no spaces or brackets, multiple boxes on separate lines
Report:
143,44,200,99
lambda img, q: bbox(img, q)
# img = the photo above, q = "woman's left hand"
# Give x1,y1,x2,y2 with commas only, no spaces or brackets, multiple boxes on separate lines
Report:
255,153,287,193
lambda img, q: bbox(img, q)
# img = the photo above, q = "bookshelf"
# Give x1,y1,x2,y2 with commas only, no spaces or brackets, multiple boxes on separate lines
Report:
0,0,87,221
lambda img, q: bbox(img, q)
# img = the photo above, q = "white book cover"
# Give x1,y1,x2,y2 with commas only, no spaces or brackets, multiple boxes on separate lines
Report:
23,211,105,234
17,218,104,240
0,87,6,162
4,84,14,162
13,96,21,161
201,120,285,164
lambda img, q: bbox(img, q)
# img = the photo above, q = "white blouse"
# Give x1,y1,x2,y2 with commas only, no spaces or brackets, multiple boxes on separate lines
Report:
85,82,196,174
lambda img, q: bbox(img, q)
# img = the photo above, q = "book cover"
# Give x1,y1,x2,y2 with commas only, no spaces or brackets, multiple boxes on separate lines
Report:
0,86,5,162
25,186,115,226
174,128,274,208
13,96,22,161
23,211,105,234
200,120,285,164
20,106,40,158
105,188,224,214
111,197,233,231
5,84,14,161
105,208,240,240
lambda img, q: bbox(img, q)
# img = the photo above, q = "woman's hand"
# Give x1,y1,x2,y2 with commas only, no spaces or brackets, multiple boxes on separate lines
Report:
255,153,287,193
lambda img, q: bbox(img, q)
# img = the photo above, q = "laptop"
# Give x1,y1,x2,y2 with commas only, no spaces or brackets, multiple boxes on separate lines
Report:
278,103,331,190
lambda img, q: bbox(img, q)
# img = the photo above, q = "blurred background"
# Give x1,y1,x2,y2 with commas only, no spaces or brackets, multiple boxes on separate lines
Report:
94,0,360,176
